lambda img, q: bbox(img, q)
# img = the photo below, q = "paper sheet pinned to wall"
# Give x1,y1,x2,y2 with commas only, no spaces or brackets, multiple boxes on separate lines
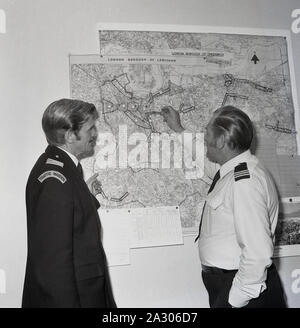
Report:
254,136,281,188
277,155,300,197
129,206,183,248
99,209,131,267
254,137,300,198
99,206,183,266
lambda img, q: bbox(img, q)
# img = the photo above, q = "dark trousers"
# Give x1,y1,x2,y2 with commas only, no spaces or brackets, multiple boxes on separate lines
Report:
201,264,287,308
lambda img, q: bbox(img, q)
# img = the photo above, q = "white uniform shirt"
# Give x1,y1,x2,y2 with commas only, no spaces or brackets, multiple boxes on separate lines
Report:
198,150,279,308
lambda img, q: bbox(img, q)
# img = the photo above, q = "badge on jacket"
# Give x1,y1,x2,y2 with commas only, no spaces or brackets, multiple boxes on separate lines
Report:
38,171,66,184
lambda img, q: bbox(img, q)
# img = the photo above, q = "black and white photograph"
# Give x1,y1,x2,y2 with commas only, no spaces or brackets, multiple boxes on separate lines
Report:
0,0,300,315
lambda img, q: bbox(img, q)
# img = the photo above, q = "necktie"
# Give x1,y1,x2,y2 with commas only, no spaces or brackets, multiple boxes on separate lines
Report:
77,162,84,179
207,170,220,194
195,170,220,242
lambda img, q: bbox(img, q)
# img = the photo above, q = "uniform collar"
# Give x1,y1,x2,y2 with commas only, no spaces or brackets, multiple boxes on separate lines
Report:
57,146,79,167
45,145,79,167
220,150,252,178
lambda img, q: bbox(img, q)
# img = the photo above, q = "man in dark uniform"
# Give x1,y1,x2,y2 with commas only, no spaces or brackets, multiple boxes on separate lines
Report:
22,98,116,308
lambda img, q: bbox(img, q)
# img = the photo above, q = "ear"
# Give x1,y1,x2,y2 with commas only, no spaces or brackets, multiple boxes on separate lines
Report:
215,134,226,149
64,129,77,144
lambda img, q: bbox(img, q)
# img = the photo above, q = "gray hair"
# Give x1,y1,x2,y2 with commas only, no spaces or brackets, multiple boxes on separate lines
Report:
210,105,253,151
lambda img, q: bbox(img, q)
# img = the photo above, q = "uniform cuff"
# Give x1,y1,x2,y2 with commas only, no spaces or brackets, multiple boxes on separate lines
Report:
228,285,250,308
229,281,266,308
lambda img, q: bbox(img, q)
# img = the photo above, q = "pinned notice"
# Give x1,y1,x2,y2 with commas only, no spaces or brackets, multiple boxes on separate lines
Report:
277,155,300,197
99,209,131,267
99,206,183,266
129,206,183,248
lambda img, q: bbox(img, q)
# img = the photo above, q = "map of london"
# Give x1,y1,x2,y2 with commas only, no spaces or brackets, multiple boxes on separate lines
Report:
70,29,297,234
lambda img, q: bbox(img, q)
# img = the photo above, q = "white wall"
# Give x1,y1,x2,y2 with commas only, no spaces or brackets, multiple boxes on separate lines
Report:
0,0,299,307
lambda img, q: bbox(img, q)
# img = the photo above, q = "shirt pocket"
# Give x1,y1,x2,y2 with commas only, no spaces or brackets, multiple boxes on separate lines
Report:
206,191,224,210
205,191,226,235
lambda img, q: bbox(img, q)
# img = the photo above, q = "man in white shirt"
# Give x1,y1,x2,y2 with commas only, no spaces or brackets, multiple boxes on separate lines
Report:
161,105,286,308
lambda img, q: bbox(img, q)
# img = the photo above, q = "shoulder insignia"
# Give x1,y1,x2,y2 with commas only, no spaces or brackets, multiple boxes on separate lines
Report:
234,162,250,181
46,158,64,167
38,170,66,184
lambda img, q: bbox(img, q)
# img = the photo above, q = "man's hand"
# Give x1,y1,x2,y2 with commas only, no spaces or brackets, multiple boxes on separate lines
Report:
161,106,185,133
85,173,102,196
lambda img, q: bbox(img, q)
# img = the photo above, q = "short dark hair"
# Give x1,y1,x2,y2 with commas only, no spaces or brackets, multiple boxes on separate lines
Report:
210,105,253,151
42,98,98,146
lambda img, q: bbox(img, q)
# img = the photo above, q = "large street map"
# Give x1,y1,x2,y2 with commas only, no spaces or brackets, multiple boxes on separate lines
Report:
70,28,298,234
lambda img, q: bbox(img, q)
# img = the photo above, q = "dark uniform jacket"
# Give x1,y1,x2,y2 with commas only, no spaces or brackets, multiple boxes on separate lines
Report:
22,145,116,308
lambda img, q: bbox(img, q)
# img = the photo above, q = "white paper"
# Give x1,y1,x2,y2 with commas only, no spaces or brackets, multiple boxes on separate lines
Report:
277,155,300,197
129,206,183,248
254,136,281,188
99,209,131,266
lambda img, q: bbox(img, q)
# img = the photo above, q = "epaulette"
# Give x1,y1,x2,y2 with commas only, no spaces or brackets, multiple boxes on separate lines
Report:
46,158,64,167
234,162,250,181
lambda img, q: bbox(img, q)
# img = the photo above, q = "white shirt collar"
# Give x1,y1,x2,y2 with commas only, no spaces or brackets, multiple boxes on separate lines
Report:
57,146,79,167
220,150,252,178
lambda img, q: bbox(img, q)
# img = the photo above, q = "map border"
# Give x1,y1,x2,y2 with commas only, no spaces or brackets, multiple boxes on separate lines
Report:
95,22,300,154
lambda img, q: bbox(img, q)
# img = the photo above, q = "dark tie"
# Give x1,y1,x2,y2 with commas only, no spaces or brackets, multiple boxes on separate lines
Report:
207,170,220,194
77,162,84,179
195,170,220,242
